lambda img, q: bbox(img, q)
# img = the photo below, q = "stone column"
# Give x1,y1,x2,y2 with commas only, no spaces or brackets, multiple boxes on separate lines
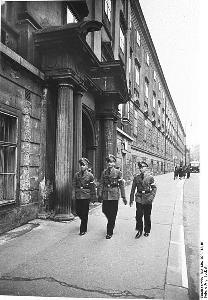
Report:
54,82,74,221
73,90,83,173
102,116,117,168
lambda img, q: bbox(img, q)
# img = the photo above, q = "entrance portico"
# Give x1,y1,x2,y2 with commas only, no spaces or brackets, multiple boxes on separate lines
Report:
34,21,129,220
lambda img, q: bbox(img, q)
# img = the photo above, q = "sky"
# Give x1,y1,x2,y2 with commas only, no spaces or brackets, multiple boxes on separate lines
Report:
139,0,200,147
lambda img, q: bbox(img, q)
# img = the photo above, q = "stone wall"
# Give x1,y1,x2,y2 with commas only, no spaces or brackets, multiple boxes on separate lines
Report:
0,53,43,234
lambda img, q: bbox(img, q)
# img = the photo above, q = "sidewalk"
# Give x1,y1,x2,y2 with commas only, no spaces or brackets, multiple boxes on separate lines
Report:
0,173,189,299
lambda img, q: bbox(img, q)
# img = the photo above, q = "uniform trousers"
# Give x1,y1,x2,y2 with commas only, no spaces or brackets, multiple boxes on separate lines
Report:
102,200,119,235
136,202,152,234
76,199,90,233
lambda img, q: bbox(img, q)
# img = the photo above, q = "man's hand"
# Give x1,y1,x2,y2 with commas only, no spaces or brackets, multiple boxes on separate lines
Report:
129,202,133,207
123,198,127,205
98,196,102,203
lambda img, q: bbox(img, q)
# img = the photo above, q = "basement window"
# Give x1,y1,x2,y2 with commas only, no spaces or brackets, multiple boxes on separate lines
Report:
0,111,18,205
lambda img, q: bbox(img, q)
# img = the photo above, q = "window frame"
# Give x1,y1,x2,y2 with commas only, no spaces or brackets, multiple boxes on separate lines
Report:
0,104,21,207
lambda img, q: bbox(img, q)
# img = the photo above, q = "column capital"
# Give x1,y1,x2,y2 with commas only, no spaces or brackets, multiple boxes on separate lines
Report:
57,82,74,89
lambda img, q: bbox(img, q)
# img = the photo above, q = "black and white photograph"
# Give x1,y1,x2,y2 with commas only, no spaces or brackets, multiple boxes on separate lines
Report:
0,0,205,299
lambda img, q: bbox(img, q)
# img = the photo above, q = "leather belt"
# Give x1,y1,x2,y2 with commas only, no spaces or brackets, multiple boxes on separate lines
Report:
138,190,150,194
104,184,119,188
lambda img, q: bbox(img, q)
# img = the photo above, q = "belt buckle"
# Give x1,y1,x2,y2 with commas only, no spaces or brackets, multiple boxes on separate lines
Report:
142,191,145,194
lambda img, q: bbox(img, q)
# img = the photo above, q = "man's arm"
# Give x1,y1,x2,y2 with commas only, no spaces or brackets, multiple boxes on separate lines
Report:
118,171,127,204
129,177,137,206
97,171,104,201
89,173,97,202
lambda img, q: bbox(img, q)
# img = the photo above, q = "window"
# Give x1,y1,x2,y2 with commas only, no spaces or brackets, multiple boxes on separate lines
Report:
158,82,161,91
135,64,140,86
145,79,149,98
0,111,18,205
153,92,156,108
134,89,139,101
67,7,77,23
129,11,132,29
133,110,138,135
153,70,157,81
144,119,147,140
127,101,130,119
158,103,161,116
105,0,112,21
136,31,140,46
129,55,132,75
118,104,123,117
119,27,125,53
146,52,149,66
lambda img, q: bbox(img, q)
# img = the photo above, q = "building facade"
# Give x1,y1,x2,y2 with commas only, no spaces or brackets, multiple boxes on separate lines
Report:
0,0,185,234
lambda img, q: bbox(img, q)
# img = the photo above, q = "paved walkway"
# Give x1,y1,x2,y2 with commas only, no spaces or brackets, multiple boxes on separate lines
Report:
0,173,189,299
183,173,200,300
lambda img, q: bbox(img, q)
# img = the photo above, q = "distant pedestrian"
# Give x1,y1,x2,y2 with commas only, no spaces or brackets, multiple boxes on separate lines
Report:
73,158,96,236
183,165,186,178
98,154,127,239
174,165,179,180
186,164,191,179
178,165,183,179
129,161,157,239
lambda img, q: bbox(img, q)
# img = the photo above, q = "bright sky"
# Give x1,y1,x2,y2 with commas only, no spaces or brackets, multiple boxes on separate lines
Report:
139,0,199,147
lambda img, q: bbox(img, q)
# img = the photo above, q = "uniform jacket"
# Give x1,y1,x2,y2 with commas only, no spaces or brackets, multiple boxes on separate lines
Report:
98,167,126,201
73,170,96,200
130,172,157,204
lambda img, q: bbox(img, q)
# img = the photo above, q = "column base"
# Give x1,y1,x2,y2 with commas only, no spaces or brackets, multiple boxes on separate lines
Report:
53,213,75,221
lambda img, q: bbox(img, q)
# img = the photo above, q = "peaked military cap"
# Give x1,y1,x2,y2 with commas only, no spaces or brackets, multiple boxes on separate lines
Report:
106,154,116,163
138,161,148,168
79,157,90,165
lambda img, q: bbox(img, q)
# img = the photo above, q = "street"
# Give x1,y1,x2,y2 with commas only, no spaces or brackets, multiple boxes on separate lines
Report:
0,173,199,299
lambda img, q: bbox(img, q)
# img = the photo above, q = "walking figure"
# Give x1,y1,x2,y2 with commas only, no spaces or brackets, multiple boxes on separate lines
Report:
129,161,157,239
98,154,127,239
178,164,183,179
174,165,179,180
73,158,96,236
186,164,191,179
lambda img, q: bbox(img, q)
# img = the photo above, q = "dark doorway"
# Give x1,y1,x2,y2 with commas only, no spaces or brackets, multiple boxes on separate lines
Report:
82,111,95,173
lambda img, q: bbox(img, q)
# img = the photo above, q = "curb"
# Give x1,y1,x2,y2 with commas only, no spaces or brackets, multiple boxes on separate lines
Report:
165,179,189,300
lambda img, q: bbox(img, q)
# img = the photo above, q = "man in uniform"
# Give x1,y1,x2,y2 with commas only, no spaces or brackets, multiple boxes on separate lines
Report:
129,161,157,239
73,158,96,236
98,154,127,239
